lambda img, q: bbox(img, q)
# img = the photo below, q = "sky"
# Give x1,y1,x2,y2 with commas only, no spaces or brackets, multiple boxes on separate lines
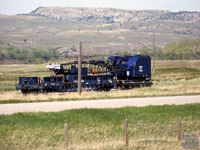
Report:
0,0,200,15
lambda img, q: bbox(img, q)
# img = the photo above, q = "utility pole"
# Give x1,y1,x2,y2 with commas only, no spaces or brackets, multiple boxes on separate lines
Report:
78,41,82,95
153,32,156,73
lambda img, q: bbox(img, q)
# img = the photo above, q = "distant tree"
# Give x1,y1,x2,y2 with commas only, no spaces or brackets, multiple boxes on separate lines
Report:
163,38,200,60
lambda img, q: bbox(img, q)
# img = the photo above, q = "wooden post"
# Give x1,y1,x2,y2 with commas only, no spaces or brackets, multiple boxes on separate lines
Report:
15,77,17,87
178,117,181,142
64,123,68,150
125,119,129,148
153,32,156,73
78,41,82,95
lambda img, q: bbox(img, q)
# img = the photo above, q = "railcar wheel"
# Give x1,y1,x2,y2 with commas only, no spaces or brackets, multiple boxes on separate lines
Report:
21,89,28,95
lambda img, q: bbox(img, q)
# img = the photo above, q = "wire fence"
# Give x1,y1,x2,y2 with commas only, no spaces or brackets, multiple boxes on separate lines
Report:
64,114,200,150
1,113,200,150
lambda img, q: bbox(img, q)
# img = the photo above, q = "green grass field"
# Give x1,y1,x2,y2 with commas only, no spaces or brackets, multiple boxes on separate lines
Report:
0,60,200,103
0,104,200,150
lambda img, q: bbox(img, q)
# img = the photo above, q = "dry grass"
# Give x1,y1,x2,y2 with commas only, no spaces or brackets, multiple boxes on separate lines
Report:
2,130,181,150
155,60,200,69
1,77,200,103
0,60,200,103
66,137,181,150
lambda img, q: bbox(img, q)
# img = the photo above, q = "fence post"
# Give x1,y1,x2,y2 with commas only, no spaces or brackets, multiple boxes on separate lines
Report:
178,117,181,142
65,123,68,150
125,119,129,148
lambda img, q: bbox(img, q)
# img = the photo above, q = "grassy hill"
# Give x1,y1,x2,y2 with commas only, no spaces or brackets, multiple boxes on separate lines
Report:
0,7,200,62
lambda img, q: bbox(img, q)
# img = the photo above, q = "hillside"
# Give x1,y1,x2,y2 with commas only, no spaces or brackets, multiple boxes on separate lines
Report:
0,7,200,61
28,7,200,23
27,7,200,35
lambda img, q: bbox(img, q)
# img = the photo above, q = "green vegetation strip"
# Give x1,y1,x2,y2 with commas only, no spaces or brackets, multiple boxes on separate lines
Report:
1,38,200,64
0,104,200,149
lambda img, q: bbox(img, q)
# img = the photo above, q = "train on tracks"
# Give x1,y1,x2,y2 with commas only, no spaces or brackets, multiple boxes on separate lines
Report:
16,54,153,93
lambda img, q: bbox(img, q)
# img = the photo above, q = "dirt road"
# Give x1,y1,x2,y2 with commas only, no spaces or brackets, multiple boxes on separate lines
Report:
0,95,200,115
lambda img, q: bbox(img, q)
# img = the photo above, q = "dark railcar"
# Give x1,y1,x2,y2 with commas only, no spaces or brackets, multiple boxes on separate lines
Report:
16,77,42,93
16,55,152,93
43,76,64,92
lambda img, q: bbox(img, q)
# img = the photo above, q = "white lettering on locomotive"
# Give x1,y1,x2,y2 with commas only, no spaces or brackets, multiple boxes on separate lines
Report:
139,66,143,72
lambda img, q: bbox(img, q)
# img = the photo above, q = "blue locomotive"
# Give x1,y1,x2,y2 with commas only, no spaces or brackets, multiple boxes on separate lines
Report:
16,55,152,93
